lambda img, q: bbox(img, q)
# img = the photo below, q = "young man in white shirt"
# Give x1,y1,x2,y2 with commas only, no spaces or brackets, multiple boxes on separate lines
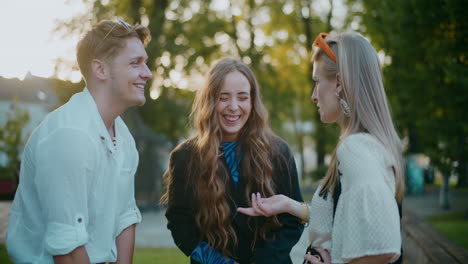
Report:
6,17,153,264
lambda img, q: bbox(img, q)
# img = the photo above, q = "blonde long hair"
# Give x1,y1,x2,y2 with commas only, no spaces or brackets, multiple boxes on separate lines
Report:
315,33,405,201
162,58,281,256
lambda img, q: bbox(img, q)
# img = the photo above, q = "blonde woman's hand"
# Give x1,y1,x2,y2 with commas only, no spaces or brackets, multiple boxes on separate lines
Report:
237,193,291,217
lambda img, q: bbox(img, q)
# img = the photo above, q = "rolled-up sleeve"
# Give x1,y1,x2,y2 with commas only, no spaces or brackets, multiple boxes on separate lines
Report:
116,200,142,237
34,128,96,256
45,220,89,255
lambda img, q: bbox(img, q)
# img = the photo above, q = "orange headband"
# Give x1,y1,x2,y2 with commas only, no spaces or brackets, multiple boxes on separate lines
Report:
313,33,337,62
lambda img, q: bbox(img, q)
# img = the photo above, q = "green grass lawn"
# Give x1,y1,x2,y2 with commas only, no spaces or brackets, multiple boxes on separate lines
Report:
0,244,12,264
427,211,468,250
0,245,188,264
134,247,188,263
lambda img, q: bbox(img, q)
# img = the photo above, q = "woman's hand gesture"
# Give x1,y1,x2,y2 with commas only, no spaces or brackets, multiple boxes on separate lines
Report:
237,192,291,217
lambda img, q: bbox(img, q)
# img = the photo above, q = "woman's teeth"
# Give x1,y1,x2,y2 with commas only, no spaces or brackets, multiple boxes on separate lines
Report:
225,115,240,121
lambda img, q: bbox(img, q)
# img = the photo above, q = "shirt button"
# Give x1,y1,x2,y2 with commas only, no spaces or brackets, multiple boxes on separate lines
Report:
100,136,105,140
77,218,82,223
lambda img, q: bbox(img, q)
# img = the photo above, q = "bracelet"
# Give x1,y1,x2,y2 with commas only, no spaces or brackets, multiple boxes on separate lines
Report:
299,202,309,225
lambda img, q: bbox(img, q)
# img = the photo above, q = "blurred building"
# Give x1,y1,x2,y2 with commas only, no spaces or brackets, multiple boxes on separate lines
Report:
0,73,59,167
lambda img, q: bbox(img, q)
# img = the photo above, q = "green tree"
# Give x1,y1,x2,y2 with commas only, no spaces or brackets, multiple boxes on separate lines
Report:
257,0,340,178
296,0,340,175
347,0,468,190
59,0,346,183
58,0,236,141
0,102,30,188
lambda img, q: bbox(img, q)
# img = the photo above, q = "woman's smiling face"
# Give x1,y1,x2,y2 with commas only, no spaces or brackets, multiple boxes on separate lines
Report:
216,70,252,142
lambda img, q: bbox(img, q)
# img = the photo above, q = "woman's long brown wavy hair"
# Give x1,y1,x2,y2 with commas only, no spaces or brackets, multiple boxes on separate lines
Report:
162,58,281,256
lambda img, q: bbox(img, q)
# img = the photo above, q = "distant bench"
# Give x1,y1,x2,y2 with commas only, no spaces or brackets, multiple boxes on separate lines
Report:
402,209,468,263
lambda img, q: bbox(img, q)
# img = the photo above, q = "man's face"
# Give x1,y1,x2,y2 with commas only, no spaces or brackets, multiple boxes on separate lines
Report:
109,37,152,107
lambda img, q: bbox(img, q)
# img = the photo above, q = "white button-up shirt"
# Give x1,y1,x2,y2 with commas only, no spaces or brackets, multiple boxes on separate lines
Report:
6,88,142,263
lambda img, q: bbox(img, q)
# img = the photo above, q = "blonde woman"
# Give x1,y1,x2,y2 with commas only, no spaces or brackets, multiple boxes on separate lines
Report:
161,58,304,264
238,33,404,264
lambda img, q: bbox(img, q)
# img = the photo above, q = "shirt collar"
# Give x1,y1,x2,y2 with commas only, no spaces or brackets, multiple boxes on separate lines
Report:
82,88,121,152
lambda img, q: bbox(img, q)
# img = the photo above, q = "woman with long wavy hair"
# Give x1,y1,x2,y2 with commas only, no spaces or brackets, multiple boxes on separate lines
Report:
161,58,304,264
238,33,404,264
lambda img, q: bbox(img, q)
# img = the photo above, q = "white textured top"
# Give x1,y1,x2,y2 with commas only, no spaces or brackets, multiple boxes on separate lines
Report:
6,88,142,263
308,133,401,263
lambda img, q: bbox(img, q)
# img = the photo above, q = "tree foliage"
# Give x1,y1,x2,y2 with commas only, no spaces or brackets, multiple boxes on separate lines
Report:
347,0,468,186
57,0,344,182
0,102,30,185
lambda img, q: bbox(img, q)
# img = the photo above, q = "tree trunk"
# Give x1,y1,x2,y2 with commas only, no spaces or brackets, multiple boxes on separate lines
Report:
291,109,305,179
456,136,467,188
129,0,142,24
315,121,327,165
298,0,334,167
299,0,326,167
326,0,333,33
439,173,450,210
247,0,257,67
146,0,168,71
457,157,468,188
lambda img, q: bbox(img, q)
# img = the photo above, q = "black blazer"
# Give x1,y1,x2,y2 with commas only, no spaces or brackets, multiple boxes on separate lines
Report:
164,137,304,264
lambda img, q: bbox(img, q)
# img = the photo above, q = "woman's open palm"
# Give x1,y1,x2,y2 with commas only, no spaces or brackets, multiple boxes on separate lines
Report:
237,193,290,217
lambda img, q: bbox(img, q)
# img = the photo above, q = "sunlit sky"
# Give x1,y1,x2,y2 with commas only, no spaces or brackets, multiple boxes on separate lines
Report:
0,0,86,82
0,0,350,84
